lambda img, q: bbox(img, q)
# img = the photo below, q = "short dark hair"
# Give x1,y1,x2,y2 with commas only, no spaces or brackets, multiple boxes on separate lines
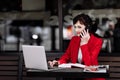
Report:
73,13,93,33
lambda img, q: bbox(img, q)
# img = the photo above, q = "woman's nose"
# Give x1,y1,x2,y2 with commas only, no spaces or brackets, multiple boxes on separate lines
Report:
75,28,79,32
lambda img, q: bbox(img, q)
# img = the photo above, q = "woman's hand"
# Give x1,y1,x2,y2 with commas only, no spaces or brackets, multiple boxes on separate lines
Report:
48,60,59,68
85,66,98,71
80,29,90,46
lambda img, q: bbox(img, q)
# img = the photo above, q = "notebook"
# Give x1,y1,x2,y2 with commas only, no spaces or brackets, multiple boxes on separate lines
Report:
22,45,62,71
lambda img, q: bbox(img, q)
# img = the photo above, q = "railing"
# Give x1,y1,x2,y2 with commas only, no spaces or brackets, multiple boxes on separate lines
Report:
0,52,120,80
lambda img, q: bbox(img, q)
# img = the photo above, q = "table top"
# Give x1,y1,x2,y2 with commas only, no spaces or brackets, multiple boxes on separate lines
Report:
27,67,109,78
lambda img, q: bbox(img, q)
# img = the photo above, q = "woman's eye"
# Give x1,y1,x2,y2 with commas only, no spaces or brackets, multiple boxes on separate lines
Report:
78,26,81,28
74,26,76,28
74,26,81,28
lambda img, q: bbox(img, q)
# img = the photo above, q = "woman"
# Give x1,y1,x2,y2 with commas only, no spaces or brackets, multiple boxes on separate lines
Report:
49,14,105,80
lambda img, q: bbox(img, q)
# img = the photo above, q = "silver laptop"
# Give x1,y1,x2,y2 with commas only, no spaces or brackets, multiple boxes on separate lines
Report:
22,45,62,71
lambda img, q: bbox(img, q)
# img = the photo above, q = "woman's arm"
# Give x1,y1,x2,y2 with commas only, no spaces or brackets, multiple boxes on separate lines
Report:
48,36,76,67
81,38,103,66
58,37,75,64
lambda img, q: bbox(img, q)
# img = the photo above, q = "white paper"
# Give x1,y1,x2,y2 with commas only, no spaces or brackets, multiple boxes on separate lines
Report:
83,65,109,73
58,63,86,68
84,68,107,73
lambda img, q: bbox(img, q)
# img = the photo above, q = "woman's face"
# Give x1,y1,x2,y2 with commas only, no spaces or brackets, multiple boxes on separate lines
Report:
74,21,86,36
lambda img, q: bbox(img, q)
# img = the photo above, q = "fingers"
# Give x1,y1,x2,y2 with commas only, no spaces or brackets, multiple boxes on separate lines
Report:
80,29,90,45
84,66,98,71
48,61,53,67
53,60,58,66
80,29,88,38
86,29,89,33
48,60,58,67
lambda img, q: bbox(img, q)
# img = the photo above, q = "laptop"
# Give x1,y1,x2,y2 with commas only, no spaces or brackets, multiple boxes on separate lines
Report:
22,45,62,71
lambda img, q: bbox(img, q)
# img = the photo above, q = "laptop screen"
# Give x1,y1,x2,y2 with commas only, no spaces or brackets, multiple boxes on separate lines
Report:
22,45,49,70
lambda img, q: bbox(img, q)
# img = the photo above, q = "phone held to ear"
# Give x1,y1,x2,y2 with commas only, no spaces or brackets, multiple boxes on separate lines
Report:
85,27,88,32
80,28,88,38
